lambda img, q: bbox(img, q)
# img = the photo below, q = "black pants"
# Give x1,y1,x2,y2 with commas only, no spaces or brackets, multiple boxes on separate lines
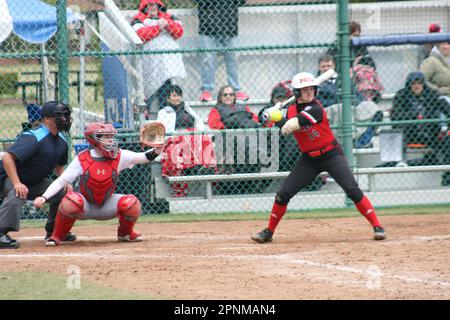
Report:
278,145,364,204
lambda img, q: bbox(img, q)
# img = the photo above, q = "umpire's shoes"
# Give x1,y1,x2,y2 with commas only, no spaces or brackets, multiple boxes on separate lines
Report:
373,226,386,240
0,233,20,249
251,228,273,243
46,232,77,242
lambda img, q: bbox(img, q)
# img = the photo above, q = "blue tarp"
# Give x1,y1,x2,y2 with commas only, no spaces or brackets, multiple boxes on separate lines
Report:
0,0,77,44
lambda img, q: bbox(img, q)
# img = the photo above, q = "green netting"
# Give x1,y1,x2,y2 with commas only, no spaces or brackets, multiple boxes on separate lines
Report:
0,0,448,220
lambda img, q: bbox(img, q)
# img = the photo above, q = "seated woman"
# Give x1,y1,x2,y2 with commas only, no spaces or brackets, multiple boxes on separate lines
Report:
157,84,216,197
207,85,262,194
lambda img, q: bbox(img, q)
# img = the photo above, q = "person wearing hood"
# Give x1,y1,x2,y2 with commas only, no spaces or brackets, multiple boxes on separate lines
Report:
157,84,216,197
131,0,186,112
391,72,449,165
420,41,450,96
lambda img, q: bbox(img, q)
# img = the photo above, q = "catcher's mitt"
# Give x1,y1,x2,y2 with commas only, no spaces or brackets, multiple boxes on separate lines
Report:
140,121,166,148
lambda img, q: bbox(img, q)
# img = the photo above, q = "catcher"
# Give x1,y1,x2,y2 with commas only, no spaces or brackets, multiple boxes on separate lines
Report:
34,121,165,246
251,72,386,243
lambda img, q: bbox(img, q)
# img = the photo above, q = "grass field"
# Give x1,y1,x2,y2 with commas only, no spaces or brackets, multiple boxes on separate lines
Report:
0,61,103,142
1,204,449,300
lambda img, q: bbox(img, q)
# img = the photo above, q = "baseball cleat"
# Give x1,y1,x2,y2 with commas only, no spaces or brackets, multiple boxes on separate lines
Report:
45,236,62,247
118,231,143,242
46,232,77,242
251,228,273,243
373,226,386,240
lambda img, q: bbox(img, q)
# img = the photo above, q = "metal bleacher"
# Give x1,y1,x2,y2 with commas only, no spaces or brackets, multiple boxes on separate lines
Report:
127,1,450,212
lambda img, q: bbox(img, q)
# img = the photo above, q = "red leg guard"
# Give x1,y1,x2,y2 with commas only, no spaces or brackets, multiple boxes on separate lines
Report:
267,202,287,233
355,196,381,227
117,195,141,237
52,192,84,242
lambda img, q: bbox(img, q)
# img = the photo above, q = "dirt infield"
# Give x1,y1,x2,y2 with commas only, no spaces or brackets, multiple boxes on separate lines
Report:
1,213,450,299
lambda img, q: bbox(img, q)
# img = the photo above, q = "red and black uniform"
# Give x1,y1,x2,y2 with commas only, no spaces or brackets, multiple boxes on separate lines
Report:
268,99,382,232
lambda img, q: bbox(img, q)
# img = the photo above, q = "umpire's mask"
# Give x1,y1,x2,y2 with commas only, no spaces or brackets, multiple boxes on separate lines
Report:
41,101,73,133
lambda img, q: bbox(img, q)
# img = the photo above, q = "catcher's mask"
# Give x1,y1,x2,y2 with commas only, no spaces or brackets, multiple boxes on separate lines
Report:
84,122,119,159
41,101,73,132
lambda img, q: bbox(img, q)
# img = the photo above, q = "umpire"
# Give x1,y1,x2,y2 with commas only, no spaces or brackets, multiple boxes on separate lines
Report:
0,101,76,249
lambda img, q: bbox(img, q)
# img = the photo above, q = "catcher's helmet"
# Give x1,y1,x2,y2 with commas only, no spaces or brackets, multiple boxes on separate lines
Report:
291,72,318,97
84,122,119,158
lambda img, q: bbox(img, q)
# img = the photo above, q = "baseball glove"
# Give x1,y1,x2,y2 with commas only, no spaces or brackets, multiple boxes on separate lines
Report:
140,121,166,148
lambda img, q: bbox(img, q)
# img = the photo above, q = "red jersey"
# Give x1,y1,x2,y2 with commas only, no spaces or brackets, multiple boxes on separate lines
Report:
286,99,336,153
78,149,121,206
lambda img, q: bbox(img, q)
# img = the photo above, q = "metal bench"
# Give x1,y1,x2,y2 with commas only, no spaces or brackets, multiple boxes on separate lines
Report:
154,164,450,200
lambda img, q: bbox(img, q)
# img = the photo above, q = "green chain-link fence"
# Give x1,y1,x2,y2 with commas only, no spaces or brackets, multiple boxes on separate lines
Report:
0,0,448,219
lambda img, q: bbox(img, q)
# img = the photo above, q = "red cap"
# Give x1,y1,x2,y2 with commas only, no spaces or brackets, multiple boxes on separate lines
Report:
429,23,441,33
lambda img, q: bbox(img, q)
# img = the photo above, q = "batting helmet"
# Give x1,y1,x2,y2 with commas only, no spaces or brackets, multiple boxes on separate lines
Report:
84,122,119,159
291,72,319,97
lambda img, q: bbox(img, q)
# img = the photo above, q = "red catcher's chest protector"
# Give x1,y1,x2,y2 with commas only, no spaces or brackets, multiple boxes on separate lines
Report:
78,149,121,206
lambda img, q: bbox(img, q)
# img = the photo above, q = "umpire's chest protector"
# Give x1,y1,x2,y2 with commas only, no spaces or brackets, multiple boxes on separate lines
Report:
78,150,121,206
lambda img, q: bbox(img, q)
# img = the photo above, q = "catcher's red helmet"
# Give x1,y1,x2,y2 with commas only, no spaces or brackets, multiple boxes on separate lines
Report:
84,122,119,158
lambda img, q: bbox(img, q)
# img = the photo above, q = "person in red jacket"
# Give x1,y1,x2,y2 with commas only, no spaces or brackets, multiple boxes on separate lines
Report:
251,72,386,243
207,85,259,130
131,0,186,111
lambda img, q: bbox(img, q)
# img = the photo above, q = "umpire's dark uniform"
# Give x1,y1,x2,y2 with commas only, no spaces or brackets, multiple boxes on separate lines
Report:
0,125,68,248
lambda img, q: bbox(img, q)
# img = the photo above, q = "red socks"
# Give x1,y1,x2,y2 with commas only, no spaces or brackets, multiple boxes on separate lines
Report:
118,215,136,237
267,202,287,232
355,196,381,227
52,211,76,240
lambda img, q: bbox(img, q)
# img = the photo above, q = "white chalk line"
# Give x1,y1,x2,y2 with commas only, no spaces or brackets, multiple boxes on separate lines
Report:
271,253,450,288
17,234,245,241
1,247,449,290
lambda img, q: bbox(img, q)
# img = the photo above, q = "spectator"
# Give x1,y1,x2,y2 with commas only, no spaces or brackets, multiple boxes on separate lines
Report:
351,54,383,103
391,72,449,167
349,54,384,147
316,54,364,108
131,0,186,113
327,21,373,67
195,0,249,102
157,84,216,197
0,101,75,249
420,41,450,97
208,85,259,130
208,85,260,194
349,21,371,62
316,54,339,108
420,41,450,147
418,23,442,66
